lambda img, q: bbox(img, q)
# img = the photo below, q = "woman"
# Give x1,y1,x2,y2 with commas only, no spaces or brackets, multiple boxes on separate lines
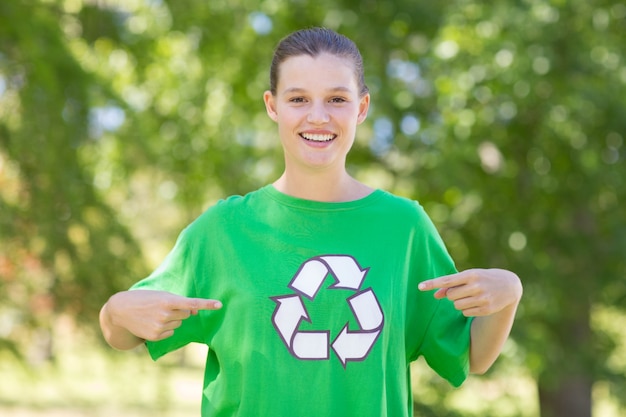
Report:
100,27,522,416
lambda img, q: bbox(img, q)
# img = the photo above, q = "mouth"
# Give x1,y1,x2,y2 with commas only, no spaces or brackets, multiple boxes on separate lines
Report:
300,132,336,142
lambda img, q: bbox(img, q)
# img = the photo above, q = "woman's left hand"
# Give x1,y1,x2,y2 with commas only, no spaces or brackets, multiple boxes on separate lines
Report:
418,269,523,317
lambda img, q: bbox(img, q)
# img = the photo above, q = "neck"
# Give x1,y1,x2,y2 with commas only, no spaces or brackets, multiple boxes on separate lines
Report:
272,168,373,203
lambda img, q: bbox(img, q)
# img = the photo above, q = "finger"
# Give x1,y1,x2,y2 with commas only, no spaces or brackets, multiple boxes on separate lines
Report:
170,296,223,311
161,319,184,332
434,285,480,302
457,305,491,318
442,282,481,302
144,321,182,341
433,288,448,299
418,273,464,291
153,329,175,341
167,309,193,321
451,296,483,311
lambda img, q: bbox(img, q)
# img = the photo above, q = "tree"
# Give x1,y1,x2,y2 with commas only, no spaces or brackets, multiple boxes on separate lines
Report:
0,0,145,360
396,2,626,416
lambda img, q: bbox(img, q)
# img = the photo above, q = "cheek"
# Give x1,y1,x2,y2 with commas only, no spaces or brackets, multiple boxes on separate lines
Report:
279,109,305,126
276,112,294,127
337,111,360,129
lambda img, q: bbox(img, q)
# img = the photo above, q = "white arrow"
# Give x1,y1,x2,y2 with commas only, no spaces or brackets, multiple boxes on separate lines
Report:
289,259,329,299
323,255,369,291
348,289,384,331
292,331,330,360
331,325,381,367
271,295,309,348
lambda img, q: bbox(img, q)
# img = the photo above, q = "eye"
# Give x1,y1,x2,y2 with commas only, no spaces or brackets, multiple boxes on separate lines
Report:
289,97,306,103
330,97,347,103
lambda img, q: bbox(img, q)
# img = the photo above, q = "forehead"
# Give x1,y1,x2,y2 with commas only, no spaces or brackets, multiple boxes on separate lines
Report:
276,53,358,92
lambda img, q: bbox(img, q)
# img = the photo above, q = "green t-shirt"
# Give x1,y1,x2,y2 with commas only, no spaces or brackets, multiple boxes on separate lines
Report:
131,185,472,417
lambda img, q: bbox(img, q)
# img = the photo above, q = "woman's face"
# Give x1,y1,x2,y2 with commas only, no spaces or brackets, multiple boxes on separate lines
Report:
264,52,370,174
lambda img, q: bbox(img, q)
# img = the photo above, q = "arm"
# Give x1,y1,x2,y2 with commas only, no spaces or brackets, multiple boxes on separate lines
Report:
419,268,523,374
99,290,223,351
469,295,519,374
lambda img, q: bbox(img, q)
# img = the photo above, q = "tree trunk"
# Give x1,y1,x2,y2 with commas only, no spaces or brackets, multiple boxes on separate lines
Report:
537,291,593,417
538,374,592,417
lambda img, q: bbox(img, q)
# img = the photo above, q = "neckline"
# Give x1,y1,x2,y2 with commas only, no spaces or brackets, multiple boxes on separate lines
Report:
261,184,385,211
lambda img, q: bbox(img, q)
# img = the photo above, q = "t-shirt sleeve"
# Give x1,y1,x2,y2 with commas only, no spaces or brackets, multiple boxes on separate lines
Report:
407,203,473,387
419,300,473,387
130,226,206,361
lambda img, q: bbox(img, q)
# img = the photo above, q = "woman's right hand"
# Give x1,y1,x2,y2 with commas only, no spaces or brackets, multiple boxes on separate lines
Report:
99,290,222,350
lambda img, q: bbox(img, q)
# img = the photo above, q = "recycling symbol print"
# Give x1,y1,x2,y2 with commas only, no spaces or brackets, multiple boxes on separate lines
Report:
270,255,384,367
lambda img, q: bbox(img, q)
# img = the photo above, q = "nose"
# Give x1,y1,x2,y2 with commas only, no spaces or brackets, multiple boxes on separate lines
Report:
307,101,330,124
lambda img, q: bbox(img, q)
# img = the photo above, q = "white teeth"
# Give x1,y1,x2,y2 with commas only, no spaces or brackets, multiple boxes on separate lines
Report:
301,133,335,142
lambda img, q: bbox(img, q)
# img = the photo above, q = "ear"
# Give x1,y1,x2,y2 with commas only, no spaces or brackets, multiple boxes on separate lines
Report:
263,91,278,122
356,93,370,125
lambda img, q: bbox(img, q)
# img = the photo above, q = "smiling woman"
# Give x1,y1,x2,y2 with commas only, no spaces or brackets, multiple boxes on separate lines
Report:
99,27,522,417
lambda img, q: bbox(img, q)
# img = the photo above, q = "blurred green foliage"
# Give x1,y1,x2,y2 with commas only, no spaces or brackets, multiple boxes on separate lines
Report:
0,0,625,416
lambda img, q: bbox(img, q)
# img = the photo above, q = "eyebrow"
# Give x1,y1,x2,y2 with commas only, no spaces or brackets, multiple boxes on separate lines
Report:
282,86,353,95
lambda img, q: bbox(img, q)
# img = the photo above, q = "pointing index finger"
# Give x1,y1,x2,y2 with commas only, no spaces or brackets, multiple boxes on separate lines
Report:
173,296,223,311
418,273,459,291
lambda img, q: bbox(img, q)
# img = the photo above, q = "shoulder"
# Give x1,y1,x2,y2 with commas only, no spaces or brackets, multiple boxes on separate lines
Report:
183,187,268,234
374,190,430,219
373,190,445,241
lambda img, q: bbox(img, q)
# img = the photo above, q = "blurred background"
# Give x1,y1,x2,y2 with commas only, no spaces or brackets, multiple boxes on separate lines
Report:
1,0,625,416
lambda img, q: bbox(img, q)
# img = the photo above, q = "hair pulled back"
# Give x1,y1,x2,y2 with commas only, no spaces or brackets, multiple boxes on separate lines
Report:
269,27,369,97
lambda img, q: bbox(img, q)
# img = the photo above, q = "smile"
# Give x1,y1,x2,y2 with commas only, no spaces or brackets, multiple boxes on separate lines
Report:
300,133,336,142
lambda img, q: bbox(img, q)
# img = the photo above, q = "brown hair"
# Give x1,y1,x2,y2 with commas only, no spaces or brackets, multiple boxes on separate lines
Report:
269,27,369,97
